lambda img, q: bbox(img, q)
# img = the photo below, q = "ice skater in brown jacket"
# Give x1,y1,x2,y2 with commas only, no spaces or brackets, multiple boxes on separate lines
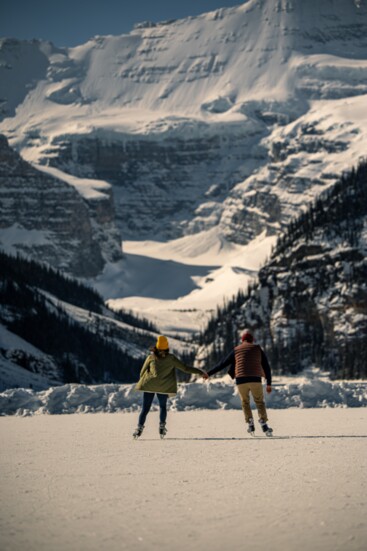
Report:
207,330,273,436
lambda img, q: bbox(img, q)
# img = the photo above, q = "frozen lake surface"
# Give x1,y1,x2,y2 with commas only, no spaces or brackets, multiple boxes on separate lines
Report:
1,409,366,551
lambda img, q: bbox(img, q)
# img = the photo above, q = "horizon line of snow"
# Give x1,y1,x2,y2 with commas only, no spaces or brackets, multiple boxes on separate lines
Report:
1,379,366,416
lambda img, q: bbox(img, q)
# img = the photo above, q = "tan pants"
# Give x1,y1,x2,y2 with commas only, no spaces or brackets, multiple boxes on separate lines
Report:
237,382,268,423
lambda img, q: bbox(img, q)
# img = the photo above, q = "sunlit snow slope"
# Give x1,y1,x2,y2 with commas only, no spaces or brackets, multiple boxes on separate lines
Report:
1,0,367,331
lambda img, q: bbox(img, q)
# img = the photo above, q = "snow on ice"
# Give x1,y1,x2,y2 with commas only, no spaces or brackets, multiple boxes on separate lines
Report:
1,409,366,551
1,370,366,416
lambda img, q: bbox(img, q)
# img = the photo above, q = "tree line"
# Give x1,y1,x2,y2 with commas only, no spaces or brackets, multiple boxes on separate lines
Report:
0,250,103,313
197,159,367,379
0,250,157,384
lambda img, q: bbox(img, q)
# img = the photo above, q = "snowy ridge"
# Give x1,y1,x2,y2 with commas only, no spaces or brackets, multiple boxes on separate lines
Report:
1,372,366,415
35,164,111,200
0,324,61,391
1,0,367,337
0,249,181,389
2,0,367,244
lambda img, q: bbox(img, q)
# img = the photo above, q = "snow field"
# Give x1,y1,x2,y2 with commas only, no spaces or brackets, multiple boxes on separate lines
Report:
0,409,366,551
97,230,275,335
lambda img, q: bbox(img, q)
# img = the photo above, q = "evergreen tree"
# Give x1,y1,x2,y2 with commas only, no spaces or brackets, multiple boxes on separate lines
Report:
196,159,367,379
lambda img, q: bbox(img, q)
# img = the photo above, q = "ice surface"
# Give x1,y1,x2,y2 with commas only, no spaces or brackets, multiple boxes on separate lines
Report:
0,409,366,551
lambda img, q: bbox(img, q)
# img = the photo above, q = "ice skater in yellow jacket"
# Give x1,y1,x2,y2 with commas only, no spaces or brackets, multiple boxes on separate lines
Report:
133,335,208,439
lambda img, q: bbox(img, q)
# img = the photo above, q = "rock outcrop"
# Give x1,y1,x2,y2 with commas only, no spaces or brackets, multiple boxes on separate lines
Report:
44,124,264,239
0,135,122,277
1,0,367,242
198,160,367,379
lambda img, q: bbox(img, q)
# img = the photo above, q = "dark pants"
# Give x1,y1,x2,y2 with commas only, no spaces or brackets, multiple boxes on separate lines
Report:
138,392,168,426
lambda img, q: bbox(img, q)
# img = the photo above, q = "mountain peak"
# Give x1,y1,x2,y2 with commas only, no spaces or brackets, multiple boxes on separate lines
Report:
1,0,367,243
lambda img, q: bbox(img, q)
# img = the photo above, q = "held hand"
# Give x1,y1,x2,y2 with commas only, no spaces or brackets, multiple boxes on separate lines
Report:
266,385,272,394
201,371,209,380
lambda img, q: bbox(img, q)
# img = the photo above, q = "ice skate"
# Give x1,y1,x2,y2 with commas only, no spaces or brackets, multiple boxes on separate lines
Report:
247,418,255,436
159,423,167,439
260,419,273,437
133,425,144,439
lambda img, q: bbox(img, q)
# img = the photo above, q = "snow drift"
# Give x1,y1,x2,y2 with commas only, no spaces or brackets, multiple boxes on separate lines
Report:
1,374,366,416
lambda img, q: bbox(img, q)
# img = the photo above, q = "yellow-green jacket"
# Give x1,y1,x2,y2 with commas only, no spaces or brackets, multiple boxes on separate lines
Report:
135,353,203,394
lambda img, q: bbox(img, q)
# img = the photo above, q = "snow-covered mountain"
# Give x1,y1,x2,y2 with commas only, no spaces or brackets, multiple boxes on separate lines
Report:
197,160,367,379
0,250,194,390
1,0,367,244
0,135,122,277
1,0,367,348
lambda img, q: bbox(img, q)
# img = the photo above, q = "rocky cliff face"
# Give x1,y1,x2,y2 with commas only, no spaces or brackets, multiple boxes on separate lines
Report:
44,124,264,239
1,0,367,243
198,160,367,378
219,109,357,244
0,135,122,277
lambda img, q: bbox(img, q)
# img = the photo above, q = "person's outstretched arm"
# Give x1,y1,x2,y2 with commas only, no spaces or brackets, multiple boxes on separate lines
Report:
207,350,235,377
261,349,272,392
172,356,208,378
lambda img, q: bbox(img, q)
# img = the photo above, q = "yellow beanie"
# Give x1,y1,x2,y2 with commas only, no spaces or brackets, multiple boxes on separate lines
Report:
156,335,169,350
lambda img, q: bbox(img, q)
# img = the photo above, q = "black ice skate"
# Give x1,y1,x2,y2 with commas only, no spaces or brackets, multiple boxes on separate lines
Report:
133,425,144,439
247,418,255,436
159,423,167,439
260,419,273,437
